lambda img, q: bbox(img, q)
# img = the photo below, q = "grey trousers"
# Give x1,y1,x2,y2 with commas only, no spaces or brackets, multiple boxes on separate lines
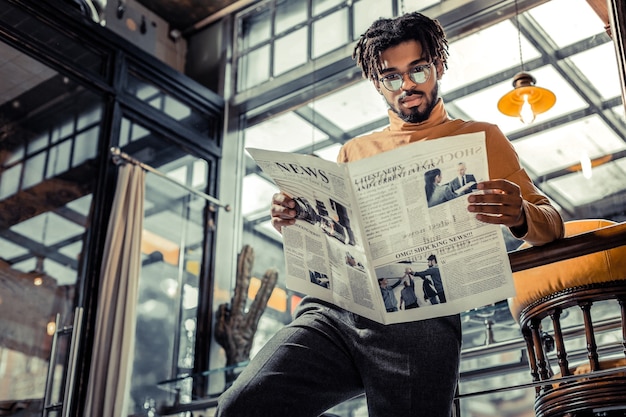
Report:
216,297,461,417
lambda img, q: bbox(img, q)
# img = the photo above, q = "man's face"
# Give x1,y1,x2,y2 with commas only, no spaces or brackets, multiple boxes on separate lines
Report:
375,40,444,123
458,164,466,176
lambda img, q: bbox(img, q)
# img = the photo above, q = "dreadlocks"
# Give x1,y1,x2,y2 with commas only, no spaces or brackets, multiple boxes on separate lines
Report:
353,12,449,82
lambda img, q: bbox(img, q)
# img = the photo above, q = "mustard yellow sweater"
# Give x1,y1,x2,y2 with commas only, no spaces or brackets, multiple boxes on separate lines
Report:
338,99,564,246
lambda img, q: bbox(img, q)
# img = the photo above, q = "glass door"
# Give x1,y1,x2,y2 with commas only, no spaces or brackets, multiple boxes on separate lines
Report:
0,39,104,416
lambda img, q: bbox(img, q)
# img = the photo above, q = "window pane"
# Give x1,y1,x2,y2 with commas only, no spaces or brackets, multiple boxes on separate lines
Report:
127,75,214,137
244,111,328,152
23,153,45,188
312,0,344,16
47,141,71,178
73,127,100,166
312,8,349,58
569,43,622,100
353,0,393,40
276,0,308,34
547,158,626,206
163,95,192,120
238,45,271,91
274,28,308,75
28,134,48,154
0,164,20,198
528,0,605,48
445,21,541,93
514,115,626,176
77,105,103,130
240,7,272,50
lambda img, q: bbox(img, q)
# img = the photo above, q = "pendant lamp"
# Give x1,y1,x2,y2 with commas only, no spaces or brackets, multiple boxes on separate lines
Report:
497,72,556,124
497,0,555,124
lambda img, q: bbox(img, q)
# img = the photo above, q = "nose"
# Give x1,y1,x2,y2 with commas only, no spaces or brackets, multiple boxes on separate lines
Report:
401,72,417,90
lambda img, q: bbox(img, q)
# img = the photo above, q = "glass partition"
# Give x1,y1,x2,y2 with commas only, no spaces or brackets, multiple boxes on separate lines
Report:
0,39,103,415
1,2,225,414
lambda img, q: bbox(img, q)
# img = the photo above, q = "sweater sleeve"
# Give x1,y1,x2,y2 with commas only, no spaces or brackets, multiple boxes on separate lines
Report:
485,124,564,246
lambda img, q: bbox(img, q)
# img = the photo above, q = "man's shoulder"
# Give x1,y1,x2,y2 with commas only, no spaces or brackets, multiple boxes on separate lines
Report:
338,127,396,162
451,119,500,134
346,127,391,143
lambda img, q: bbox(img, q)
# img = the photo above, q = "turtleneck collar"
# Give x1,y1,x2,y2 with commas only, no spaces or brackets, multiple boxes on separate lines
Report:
388,98,450,131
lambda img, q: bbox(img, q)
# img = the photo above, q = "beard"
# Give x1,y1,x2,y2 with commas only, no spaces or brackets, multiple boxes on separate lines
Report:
388,81,439,123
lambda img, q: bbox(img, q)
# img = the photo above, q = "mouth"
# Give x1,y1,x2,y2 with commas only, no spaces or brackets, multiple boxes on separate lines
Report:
400,91,424,108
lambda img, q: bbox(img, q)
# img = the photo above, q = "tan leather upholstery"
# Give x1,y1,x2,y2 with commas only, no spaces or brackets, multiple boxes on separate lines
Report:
509,219,626,319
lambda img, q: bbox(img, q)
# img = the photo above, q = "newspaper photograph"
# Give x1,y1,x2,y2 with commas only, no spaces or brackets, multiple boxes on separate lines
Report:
247,131,515,324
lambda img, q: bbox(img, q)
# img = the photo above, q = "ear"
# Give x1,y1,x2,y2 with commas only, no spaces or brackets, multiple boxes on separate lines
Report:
435,59,445,80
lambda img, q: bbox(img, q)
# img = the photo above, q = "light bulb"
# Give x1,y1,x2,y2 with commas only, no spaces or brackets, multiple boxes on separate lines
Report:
47,321,56,336
519,94,535,124
580,151,592,179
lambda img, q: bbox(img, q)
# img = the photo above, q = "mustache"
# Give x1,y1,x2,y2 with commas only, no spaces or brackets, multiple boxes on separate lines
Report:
399,89,424,100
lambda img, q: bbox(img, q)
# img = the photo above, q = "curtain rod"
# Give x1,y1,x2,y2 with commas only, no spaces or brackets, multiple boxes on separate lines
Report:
110,147,231,212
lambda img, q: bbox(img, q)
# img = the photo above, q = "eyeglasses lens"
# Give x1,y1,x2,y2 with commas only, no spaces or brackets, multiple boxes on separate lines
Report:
410,67,429,84
383,66,430,91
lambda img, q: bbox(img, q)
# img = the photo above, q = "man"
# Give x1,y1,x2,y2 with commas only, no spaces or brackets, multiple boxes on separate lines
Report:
419,254,446,302
420,273,439,305
378,277,402,312
449,162,478,195
217,12,563,417
399,275,419,310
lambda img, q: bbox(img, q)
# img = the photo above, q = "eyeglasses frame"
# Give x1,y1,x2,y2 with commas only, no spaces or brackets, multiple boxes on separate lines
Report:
378,62,434,92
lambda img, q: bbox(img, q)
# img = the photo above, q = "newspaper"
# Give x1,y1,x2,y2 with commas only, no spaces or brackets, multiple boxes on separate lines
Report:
247,132,515,324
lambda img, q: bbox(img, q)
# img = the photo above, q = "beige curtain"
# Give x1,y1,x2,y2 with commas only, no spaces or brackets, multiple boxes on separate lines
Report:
84,163,145,417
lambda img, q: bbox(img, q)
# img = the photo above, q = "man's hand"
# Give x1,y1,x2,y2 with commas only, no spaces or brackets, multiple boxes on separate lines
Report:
467,180,526,230
270,192,297,233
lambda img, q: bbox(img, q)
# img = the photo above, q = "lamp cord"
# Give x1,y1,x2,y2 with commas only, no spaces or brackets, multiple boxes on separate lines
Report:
514,0,524,72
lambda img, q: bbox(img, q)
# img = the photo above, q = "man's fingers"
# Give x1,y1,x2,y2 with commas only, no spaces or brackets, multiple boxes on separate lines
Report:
271,203,296,219
270,192,297,233
470,180,525,228
271,217,296,233
272,192,295,207
473,213,504,224
477,180,519,193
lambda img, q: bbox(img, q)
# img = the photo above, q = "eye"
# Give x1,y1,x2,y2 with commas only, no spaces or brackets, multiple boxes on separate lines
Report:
383,73,402,81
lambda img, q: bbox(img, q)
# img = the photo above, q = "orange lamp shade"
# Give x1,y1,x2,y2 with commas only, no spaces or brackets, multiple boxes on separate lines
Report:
497,72,556,118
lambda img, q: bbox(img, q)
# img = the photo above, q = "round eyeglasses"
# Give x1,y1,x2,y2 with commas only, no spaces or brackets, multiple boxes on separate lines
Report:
378,62,433,92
